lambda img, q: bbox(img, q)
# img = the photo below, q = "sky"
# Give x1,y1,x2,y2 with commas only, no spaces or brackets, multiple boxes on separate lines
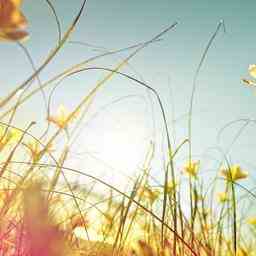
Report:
1,0,256,209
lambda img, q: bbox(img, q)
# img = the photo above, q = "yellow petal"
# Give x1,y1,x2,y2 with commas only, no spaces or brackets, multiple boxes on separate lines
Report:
48,105,73,129
184,160,199,178
236,247,249,256
11,0,23,7
217,192,229,203
220,165,248,182
0,0,28,42
0,30,28,42
247,217,256,226
249,64,256,79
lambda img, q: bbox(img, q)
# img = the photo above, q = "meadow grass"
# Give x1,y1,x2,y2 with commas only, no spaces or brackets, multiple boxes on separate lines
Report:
0,1,255,255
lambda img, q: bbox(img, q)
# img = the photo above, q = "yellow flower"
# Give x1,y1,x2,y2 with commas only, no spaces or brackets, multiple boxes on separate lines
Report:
166,180,179,195
236,247,249,256
0,0,29,42
47,104,75,129
0,126,22,150
217,192,229,203
101,212,116,234
183,160,199,178
242,64,256,87
246,217,256,226
249,64,256,78
149,188,161,204
25,140,54,161
138,186,160,204
202,222,214,233
26,141,41,159
220,165,248,182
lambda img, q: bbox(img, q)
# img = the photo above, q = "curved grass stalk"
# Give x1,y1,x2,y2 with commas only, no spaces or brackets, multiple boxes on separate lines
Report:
17,42,47,112
0,0,88,108
188,20,225,160
45,0,62,43
0,37,163,123
31,25,179,246
230,179,237,254
8,160,201,256
55,64,179,250
187,21,225,243
0,121,90,240
0,122,35,178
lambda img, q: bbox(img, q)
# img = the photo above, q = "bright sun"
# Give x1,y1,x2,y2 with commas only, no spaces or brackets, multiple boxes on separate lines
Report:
69,109,152,189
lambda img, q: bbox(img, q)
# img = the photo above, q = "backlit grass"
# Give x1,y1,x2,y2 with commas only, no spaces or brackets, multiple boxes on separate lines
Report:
0,1,255,255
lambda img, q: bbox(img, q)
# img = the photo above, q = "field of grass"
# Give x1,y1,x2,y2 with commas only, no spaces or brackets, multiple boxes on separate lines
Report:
0,1,256,255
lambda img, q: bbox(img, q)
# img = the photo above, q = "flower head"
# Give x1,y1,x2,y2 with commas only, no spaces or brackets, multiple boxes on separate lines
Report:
0,126,22,150
217,192,229,203
183,160,200,178
166,180,179,195
26,140,41,160
47,104,75,129
0,0,29,42
148,188,161,204
25,140,54,161
242,64,256,87
236,247,250,256
220,165,248,182
138,186,160,205
249,64,256,78
247,216,256,226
